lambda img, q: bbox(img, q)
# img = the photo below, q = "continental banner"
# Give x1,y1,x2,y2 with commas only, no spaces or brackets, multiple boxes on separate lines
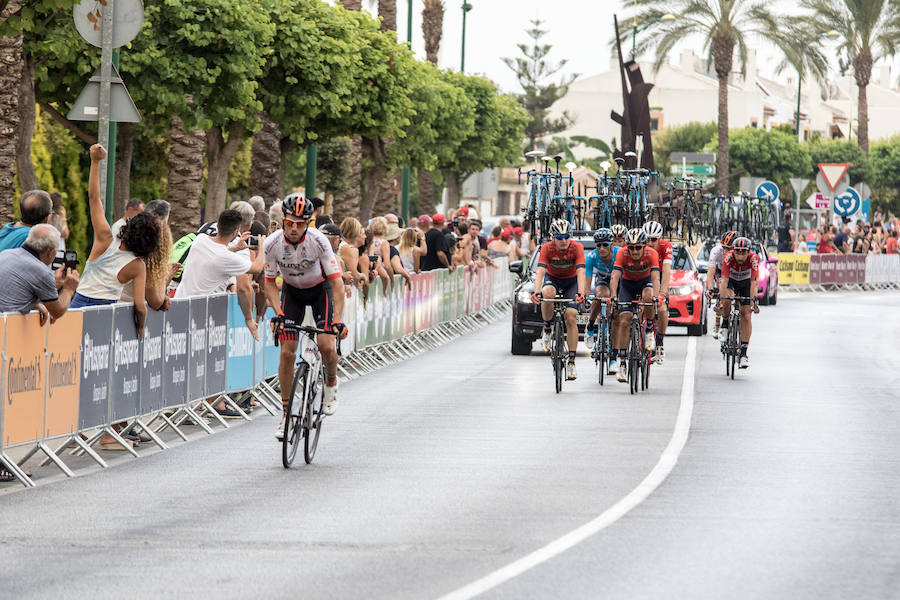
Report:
44,312,81,439
2,314,47,446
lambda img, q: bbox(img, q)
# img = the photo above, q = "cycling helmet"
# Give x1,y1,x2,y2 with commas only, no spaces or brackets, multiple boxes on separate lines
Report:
642,220,663,239
281,192,315,221
593,228,614,245
625,228,647,246
610,223,627,237
550,219,571,236
733,237,751,250
721,230,738,247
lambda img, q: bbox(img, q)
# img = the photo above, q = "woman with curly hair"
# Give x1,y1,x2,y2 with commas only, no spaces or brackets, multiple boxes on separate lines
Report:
120,209,174,311
71,145,161,339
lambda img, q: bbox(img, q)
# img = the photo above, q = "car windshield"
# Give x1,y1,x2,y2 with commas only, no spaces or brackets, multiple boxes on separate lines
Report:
671,245,692,271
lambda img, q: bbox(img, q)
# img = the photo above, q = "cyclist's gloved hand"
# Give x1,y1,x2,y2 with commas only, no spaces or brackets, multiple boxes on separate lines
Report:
574,292,586,305
752,300,760,314
706,289,718,299
331,322,349,339
530,292,542,304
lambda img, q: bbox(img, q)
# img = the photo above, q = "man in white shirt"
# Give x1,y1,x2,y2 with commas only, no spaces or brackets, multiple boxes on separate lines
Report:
175,208,265,340
111,197,144,237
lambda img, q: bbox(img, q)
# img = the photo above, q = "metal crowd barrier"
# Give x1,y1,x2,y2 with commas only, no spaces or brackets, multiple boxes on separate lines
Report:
776,253,900,292
0,259,515,487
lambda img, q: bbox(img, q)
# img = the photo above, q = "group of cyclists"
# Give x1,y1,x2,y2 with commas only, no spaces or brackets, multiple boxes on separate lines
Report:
529,219,761,381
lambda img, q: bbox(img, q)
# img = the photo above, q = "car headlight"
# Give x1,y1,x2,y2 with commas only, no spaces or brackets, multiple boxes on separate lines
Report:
670,284,692,296
517,286,534,303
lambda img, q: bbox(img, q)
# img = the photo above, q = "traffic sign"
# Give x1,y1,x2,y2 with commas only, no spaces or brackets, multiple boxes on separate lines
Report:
833,187,861,217
807,193,830,210
670,164,716,176
817,163,850,191
816,170,849,196
755,180,779,202
74,0,144,49
68,65,141,122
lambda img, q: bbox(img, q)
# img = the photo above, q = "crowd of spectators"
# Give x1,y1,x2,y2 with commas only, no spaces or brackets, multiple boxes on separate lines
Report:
775,209,899,255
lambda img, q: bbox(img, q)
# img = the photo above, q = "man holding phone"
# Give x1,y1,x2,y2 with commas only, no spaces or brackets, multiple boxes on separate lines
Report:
0,224,79,324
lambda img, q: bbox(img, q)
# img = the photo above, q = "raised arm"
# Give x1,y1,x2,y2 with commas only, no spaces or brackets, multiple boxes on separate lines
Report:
87,144,113,261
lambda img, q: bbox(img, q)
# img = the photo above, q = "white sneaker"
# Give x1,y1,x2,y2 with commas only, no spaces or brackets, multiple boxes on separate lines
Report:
541,329,552,353
717,328,727,342
655,346,665,365
711,324,720,338
607,357,617,375
617,360,627,382
739,355,749,369
275,413,286,441
323,382,339,415
584,330,595,351
645,331,656,352
566,361,577,380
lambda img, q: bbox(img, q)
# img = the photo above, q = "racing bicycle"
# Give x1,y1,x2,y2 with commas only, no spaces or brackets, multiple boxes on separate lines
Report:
719,295,756,379
542,297,572,394
618,299,657,394
588,296,613,385
275,319,343,467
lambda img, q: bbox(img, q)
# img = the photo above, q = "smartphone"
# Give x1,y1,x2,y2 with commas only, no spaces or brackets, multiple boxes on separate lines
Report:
65,250,78,271
247,236,259,248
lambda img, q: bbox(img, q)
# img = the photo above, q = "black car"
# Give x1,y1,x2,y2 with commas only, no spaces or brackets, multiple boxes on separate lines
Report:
508,236,595,355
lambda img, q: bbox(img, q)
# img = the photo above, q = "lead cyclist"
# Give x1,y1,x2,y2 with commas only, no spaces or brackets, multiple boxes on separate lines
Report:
264,193,348,440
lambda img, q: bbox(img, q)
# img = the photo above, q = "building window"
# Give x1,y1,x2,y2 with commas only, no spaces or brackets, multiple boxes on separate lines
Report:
750,118,758,128
803,127,810,141
649,111,663,132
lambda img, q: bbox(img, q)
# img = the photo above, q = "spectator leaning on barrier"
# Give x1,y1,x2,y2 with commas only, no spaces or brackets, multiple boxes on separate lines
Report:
0,189,53,252
834,225,852,254
421,214,453,271
886,230,899,254
71,145,161,340
111,197,145,237
120,200,174,311
339,217,368,292
385,222,412,288
0,224,79,323
175,208,265,340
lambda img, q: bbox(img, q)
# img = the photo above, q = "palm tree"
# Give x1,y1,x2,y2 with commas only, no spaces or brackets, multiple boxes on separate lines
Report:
368,0,398,219
801,0,900,155
631,0,785,194
418,0,445,215
0,1,23,224
333,0,365,222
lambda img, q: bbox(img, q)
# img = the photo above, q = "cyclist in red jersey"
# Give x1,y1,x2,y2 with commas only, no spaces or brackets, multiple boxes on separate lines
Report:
643,221,672,364
718,237,760,369
609,228,660,383
530,220,586,380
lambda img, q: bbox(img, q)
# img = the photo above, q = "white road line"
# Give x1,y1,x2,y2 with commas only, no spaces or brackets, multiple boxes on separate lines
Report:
436,337,698,600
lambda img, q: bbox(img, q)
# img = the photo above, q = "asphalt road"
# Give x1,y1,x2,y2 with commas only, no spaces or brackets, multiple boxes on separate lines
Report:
1,291,898,599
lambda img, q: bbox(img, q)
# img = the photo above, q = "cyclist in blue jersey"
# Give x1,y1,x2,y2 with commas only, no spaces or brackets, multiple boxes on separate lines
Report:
583,228,620,373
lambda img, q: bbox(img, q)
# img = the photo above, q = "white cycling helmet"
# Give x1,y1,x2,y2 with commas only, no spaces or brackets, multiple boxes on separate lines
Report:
625,228,647,246
610,223,627,237
550,219,571,237
643,221,663,239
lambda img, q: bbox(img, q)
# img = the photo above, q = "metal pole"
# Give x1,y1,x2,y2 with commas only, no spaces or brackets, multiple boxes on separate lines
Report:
105,48,120,224
97,0,115,223
461,3,470,72
401,0,413,223
795,72,802,143
305,145,317,200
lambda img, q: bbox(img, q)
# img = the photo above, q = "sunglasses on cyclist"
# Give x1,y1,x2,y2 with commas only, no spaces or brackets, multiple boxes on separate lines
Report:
648,237,660,242
734,249,749,254
555,234,570,240
597,242,612,247
627,244,644,251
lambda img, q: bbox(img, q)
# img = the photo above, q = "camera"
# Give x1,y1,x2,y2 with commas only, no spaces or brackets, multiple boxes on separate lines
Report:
65,250,78,270
247,236,259,247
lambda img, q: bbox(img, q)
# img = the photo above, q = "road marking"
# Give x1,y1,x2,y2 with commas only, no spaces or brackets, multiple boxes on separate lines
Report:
436,337,698,600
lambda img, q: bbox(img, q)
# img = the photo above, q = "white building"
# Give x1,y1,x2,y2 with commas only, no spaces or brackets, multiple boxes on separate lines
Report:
548,48,900,159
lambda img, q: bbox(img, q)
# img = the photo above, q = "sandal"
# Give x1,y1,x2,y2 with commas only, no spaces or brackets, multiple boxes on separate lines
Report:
1,467,32,482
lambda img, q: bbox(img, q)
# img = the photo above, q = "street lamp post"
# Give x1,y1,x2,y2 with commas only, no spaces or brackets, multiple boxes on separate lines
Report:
630,10,676,61
461,2,472,72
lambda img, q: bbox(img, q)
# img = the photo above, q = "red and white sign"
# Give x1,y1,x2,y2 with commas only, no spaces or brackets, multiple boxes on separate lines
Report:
806,193,830,209
818,163,850,191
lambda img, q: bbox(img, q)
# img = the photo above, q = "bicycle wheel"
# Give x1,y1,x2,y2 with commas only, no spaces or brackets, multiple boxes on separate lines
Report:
282,363,309,468
304,366,325,464
729,315,738,380
554,319,564,393
597,318,607,386
628,322,639,395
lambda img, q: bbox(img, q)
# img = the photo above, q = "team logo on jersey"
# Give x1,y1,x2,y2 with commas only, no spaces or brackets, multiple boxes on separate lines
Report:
299,258,316,270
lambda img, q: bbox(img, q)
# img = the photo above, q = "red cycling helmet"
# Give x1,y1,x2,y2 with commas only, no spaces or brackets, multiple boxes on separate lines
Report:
733,237,751,250
721,230,738,247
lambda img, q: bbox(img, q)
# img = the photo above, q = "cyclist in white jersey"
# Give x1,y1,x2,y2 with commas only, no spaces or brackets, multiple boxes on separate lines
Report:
263,193,347,440
706,230,737,339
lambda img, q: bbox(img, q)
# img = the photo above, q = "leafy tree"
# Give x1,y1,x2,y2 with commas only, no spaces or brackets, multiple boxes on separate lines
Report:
802,0,900,155
652,122,717,174
632,0,796,194
417,0,446,215
502,19,577,151
870,135,900,214
805,137,874,186
729,127,813,197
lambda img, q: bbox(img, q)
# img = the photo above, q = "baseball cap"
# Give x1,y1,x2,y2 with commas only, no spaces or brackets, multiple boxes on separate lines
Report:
319,223,341,236
458,206,469,217
418,214,432,227
432,213,446,225
501,227,513,240
513,226,524,235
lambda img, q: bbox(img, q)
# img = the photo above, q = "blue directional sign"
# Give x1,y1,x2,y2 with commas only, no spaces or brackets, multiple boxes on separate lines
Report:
755,180,780,203
833,187,861,217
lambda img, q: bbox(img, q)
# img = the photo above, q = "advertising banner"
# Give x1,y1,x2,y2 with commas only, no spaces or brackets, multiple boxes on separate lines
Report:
188,297,208,400
44,312,82,439
809,254,822,285
112,305,142,422
206,294,228,396
2,314,46,446
819,254,836,285
834,255,849,285
78,307,113,430
853,255,867,284
139,309,165,414
163,299,189,408
226,294,254,392
776,254,795,285
262,307,280,379
794,254,810,285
